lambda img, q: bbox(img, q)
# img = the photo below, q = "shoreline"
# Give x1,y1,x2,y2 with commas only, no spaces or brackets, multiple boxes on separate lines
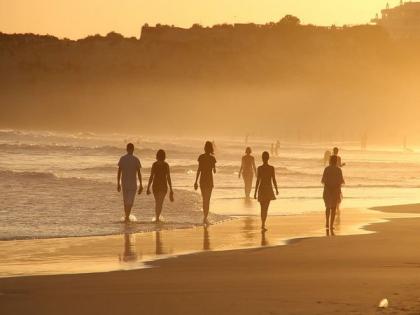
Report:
0,205,418,278
2,204,420,314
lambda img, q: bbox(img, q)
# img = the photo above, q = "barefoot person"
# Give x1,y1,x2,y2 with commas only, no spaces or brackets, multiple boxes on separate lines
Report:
254,151,278,231
117,143,143,222
332,146,345,219
322,155,345,230
239,147,257,199
332,147,345,167
146,149,174,223
194,141,216,226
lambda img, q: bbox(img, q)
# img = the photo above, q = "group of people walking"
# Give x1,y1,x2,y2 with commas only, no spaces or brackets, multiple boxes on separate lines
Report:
117,142,345,231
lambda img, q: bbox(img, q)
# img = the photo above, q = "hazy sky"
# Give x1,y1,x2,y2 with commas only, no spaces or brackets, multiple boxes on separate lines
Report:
0,0,399,39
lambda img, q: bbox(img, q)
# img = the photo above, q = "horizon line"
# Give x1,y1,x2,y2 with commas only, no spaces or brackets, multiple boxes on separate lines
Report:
0,16,373,41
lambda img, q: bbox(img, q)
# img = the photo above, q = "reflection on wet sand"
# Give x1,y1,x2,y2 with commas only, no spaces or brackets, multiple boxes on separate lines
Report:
261,230,269,246
119,233,139,263
335,209,341,229
154,231,163,255
155,231,171,255
242,216,255,241
1,208,410,277
326,229,336,237
243,198,254,209
203,227,211,250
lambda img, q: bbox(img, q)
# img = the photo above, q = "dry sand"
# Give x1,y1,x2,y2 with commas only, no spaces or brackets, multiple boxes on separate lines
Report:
2,204,420,314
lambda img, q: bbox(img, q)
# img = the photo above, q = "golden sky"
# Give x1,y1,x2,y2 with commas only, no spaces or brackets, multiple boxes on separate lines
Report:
0,0,399,39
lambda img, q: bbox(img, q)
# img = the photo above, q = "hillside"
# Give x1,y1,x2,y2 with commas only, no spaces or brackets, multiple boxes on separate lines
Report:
1,16,420,140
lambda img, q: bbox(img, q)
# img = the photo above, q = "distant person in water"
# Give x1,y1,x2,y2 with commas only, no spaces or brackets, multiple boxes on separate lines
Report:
146,149,174,223
194,141,217,226
361,132,368,151
117,143,143,222
239,147,257,199
323,150,331,166
322,155,345,230
212,140,217,154
254,151,278,231
275,140,280,157
333,147,345,167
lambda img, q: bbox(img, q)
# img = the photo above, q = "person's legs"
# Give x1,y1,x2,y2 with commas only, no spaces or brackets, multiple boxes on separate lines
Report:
123,189,136,222
124,204,132,222
153,191,167,222
201,187,213,224
243,176,248,198
244,174,253,198
260,200,270,230
335,193,343,226
330,207,337,229
325,207,331,229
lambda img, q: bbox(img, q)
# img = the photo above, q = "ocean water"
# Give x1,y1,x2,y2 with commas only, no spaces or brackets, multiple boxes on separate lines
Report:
1,129,420,240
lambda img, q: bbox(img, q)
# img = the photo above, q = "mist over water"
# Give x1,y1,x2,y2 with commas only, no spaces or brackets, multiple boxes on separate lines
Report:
1,129,420,240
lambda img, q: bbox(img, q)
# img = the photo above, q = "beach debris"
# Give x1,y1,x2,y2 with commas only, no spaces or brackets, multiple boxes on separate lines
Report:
378,298,389,308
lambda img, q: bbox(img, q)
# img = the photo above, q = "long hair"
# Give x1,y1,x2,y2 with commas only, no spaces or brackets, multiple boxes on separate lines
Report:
156,149,166,161
204,141,214,155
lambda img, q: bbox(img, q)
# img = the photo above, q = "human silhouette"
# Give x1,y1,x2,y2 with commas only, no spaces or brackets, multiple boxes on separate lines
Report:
332,147,345,214
254,151,278,231
212,140,217,154
238,147,257,199
322,155,345,230
146,149,174,223
275,140,280,157
361,132,368,151
332,147,345,167
194,141,217,226
323,150,331,166
403,136,413,152
117,143,143,222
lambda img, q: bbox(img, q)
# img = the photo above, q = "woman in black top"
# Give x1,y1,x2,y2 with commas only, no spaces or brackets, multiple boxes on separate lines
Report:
254,151,278,231
194,141,217,226
147,149,173,223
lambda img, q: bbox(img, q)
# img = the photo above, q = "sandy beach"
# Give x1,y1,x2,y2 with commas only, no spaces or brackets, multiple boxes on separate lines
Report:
4,1,420,313
2,204,420,314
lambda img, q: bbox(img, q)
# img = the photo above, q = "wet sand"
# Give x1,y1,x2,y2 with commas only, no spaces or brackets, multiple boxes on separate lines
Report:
0,208,410,277
2,204,420,314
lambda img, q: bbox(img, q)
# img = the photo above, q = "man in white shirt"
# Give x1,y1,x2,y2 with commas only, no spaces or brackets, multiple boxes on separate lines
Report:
117,143,143,222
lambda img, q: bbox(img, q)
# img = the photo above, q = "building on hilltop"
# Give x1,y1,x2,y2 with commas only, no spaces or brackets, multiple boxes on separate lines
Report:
371,1,420,39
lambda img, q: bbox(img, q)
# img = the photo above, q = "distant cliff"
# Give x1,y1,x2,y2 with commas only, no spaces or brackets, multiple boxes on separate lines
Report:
1,16,420,139
0,16,393,83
